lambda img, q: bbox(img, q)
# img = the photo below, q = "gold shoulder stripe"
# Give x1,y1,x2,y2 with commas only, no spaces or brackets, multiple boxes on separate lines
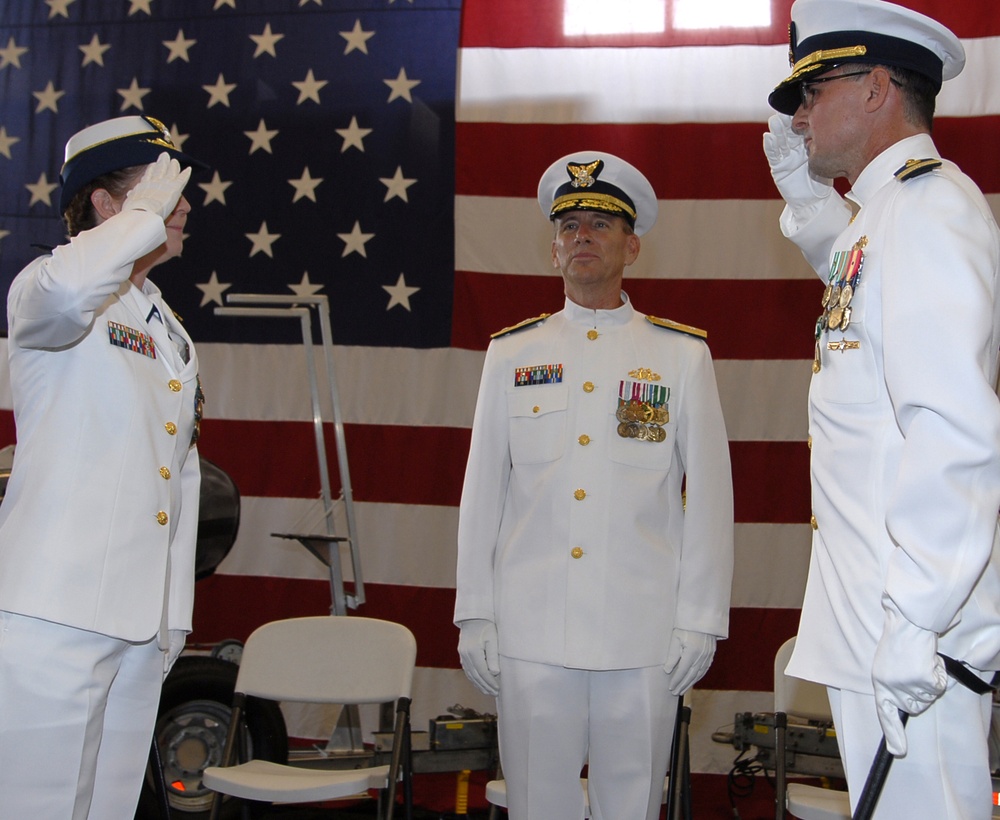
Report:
490,313,551,339
894,158,942,182
645,315,707,339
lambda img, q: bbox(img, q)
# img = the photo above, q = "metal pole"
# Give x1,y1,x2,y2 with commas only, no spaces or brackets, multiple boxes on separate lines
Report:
223,294,365,605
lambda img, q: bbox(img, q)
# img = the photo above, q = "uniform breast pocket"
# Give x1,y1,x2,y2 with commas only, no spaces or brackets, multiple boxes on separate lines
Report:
507,385,568,464
606,409,675,473
817,321,879,405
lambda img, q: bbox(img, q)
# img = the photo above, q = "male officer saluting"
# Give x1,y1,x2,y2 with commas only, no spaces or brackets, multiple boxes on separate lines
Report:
455,151,734,820
764,1,1000,816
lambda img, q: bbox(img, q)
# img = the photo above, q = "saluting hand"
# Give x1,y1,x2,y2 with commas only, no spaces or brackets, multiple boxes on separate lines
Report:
123,151,191,221
763,113,834,211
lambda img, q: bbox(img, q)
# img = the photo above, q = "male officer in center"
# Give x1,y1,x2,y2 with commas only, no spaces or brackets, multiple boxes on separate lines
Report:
454,151,734,820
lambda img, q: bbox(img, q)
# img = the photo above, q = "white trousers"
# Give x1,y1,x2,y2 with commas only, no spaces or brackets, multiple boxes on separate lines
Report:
0,611,163,820
497,657,677,820
828,683,994,820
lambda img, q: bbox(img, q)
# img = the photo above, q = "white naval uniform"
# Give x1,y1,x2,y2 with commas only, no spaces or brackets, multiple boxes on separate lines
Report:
780,134,1000,818
0,209,201,819
455,293,733,819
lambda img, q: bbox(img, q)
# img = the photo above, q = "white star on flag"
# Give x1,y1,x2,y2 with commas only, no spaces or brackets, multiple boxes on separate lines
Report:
250,23,284,58
198,171,232,206
336,117,372,152
79,35,112,67
380,166,416,202
384,68,420,103
337,221,375,257
382,273,419,311
117,77,151,111
340,20,375,55
292,70,328,105
45,0,75,19
289,272,325,298
288,168,323,203
0,127,21,159
26,173,59,207
33,82,65,114
196,271,232,307
203,74,237,108
245,120,278,154
163,30,197,63
0,37,29,69
246,222,281,258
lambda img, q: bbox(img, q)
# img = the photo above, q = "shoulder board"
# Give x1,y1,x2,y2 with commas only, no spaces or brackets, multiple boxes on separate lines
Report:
894,158,942,182
645,315,707,339
490,313,551,339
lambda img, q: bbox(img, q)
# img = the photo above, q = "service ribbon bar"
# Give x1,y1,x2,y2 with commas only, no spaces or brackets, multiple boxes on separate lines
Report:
514,363,563,386
107,320,156,359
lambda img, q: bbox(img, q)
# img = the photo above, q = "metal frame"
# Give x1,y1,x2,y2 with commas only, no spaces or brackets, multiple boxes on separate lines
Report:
214,294,364,612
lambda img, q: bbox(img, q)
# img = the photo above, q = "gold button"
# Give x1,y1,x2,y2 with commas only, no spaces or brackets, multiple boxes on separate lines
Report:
586,330,598,341
168,379,182,393
571,547,584,559
573,488,586,501
578,434,591,446
807,436,813,449
582,381,594,393
159,467,171,480
164,422,177,435
810,515,818,530
156,511,169,526
532,406,540,414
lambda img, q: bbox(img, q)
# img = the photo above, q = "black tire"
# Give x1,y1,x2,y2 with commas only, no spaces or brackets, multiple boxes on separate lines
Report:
136,655,288,819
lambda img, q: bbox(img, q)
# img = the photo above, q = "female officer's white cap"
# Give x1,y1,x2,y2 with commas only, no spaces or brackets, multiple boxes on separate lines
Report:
768,0,964,115
59,115,207,213
537,151,658,236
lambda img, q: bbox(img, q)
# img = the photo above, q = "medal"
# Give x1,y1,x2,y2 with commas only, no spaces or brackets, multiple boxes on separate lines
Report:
839,305,852,332
616,377,669,443
829,305,844,329
839,283,853,308
815,236,866,356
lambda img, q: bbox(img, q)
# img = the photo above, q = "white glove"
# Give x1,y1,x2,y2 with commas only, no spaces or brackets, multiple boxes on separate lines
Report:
762,113,834,210
663,628,717,695
457,619,500,696
871,597,947,757
123,151,191,220
164,629,186,677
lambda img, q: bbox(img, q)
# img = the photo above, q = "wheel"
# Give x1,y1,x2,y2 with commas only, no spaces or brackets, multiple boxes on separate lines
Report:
136,655,287,819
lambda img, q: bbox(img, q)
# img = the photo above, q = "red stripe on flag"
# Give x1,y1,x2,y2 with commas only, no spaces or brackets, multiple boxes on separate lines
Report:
450,272,820,360
197,419,470,506
0,413,12,450
457,119,1000,200
190,575,460,670
0,412,807,522
732,441,810,524
192,573,795,692
459,0,1000,47
457,122,787,201
699,604,801,691
196,418,809,524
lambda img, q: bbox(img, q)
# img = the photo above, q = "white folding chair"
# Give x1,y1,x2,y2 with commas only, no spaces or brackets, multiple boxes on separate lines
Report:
203,616,416,820
774,636,851,820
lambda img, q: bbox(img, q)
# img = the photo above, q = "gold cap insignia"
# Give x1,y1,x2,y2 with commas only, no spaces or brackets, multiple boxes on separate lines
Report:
567,160,602,189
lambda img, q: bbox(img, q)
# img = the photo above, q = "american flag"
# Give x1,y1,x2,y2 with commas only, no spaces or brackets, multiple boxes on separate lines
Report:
1,0,999,814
